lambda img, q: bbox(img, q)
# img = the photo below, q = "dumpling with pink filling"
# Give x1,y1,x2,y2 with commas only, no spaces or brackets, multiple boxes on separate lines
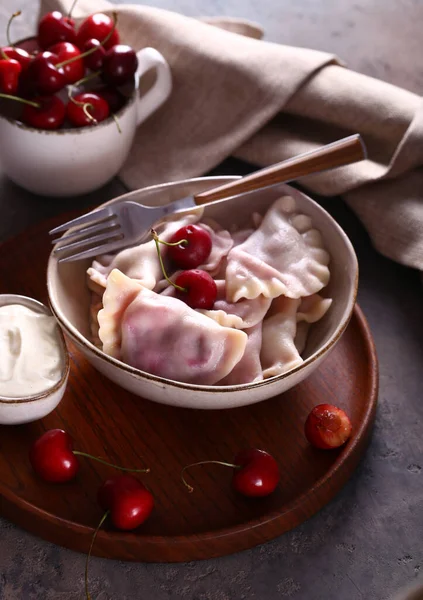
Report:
98,269,248,385
225,196,330,302
218,323,263,385
260,296,303,378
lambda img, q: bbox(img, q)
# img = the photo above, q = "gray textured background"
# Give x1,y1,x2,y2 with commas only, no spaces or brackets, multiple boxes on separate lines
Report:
0,1,423,599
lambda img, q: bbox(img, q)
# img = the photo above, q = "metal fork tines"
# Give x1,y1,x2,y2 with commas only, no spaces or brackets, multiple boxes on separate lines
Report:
50,196,196,263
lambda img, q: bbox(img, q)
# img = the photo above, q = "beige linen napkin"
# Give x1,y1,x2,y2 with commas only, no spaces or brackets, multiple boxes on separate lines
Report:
41,0,423,272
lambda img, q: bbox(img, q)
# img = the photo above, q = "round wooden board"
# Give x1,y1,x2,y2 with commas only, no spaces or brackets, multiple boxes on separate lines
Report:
0,213,378,563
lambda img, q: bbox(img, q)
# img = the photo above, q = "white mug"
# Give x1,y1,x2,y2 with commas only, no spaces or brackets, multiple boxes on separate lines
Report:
0,46,172,197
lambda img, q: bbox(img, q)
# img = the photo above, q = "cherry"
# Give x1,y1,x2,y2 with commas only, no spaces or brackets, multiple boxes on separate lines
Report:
48,42,84,85
38,11,77,50
67,92,110,127
174,269,217,310
168,225,213,269
77,13,120,51
182,448,280,498
232,449,280,497
1,46,32,70
96,85,125,113
98,474,154,530
85,475,153,599
22,95,65,130
102,44,138,86
29,429,150,482
81,38,106,71
26,51,67,95
29,429,79,482
0,58,21,94
305,404,352,449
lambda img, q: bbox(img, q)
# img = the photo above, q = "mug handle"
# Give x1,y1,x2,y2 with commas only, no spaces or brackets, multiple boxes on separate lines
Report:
134,47,172,126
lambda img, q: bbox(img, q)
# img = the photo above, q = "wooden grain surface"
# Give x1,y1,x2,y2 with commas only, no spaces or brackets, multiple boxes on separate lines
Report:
0,1,421,598
0,212,378,562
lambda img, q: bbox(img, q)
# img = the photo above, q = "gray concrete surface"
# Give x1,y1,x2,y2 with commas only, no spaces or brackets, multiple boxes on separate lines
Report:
0,1,422,599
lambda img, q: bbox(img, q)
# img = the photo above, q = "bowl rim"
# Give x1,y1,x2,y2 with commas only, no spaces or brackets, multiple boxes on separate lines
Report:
47,177,359,393
0,294,70,404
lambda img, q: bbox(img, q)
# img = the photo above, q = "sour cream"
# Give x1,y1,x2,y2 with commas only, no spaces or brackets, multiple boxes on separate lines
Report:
0,304,64,398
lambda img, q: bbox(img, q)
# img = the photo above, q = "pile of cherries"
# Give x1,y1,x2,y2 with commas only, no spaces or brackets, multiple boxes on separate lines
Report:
0,7,138,129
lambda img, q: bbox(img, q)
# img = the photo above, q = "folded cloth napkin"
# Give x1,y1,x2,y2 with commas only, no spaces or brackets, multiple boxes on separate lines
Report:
41,0,423,272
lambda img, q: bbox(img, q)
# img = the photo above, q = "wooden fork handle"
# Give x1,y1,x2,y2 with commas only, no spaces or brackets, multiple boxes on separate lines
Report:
193,134,367,205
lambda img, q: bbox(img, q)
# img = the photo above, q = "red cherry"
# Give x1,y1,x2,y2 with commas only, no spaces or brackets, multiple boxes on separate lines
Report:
77,13,120,51
26,51,67,95
1,46,32,70
102,44,138,86
0,58,21,94
95,85,125,113
38,11,77,50
232,449,280,497
168,225,212,269
304,404,352,449
175,269,217,310
29,429,79,482
66,92,110,127
98,474,154,530
21,95,65,130
48,42,84,84
82,38,106,71
182,448,279,498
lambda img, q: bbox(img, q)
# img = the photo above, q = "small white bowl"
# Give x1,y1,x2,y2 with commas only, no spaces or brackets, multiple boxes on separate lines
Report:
0,295,70,425
47,177,358,410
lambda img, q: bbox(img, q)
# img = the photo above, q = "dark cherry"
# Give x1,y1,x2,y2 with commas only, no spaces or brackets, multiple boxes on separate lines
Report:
175,269,217,310
304,404,352,450
48,41,84,85
96,85,125,113
38,11,77,50
102,44,138,86
98,474,154,530
1,46,32,70
232,449,280,497
22,95,65,130
182,449,280,498
66,92,110,127
29,429,79,482
76,13,120,51
168,224,213,269
27,51,67,95
82,38,106,71
0,58,21,94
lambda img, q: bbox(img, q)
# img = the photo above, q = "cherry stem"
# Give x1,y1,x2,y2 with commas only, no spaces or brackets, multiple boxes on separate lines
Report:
112,112,122,134
67,0,78,19
0,48,9,60
57,11,118,69
181,460,241,493
6,11,21,48
0,92,40,108
68,70,102,125
156,237,188,248
73,451,150,473
151,229,187,293
85,510,109,600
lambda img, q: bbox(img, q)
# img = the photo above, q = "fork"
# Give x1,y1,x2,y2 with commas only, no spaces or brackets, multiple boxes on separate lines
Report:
50,134,366,262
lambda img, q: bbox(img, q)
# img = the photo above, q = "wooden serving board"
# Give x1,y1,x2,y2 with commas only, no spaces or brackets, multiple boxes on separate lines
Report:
0,214,378,563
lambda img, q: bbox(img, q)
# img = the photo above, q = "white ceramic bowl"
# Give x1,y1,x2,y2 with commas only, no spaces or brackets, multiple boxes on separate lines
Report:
47,177,358,410
0,295,70,424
